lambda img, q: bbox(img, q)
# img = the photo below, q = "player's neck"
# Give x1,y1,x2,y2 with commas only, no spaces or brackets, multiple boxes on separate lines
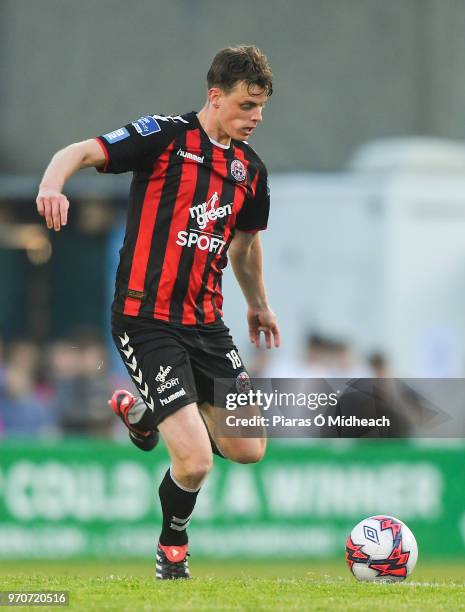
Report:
197,106,231,148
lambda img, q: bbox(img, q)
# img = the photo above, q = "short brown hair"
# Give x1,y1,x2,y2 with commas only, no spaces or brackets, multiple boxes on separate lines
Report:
207,45,273,96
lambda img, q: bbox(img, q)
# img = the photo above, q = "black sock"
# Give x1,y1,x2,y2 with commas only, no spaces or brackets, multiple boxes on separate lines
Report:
158,468,200,546
137,409,158,431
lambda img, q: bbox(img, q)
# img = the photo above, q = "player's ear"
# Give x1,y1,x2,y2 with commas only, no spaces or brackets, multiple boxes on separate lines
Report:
208,87,222,109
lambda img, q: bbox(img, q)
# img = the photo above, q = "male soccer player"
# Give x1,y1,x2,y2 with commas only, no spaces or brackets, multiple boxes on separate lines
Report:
36,45,280,579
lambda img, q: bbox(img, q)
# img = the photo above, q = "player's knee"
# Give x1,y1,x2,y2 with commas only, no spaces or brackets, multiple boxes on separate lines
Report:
236,448,265,464
177,455,213,488
225,442,265,464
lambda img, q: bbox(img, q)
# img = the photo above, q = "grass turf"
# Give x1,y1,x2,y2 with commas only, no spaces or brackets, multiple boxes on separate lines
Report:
0,559,464,611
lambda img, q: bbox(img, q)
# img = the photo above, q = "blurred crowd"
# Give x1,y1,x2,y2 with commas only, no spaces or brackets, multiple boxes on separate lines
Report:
0,330,128,440
248,332,388,379
0,330,388,439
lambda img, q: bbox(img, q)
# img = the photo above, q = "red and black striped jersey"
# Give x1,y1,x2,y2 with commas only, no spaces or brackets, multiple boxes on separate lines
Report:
95,111,270,326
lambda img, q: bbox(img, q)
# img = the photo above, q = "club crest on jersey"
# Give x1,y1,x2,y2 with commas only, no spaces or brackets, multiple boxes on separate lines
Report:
230,159,247,183
236,371,251,393
132,116,161,136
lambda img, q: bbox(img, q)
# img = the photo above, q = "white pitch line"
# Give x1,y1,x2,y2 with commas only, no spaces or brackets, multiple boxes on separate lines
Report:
400,581,465,588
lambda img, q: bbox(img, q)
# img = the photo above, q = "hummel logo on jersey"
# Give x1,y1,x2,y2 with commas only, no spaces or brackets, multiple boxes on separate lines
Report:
177,148,204,164
189,192,232,229
155,365,172,384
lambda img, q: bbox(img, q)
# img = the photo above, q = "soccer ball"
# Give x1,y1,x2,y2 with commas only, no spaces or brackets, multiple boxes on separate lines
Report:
345,515,418,582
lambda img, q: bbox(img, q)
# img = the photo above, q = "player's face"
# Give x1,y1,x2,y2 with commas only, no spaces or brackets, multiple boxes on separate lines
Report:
214,81,268,141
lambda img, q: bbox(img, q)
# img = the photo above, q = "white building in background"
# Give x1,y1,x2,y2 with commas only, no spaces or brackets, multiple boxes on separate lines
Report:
223,139,465,377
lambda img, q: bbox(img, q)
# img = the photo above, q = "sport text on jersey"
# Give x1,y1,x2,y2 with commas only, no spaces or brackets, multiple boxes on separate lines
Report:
176,231,226,254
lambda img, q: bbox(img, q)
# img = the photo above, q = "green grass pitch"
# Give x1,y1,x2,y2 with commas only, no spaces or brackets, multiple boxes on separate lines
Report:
0,559,464,611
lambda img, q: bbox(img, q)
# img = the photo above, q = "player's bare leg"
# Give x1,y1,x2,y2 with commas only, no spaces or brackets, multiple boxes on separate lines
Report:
199,402,267,463
158,402,213,490
154,402,213,579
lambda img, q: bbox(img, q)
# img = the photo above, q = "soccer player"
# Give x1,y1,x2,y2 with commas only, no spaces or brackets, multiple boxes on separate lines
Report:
36,45,280,579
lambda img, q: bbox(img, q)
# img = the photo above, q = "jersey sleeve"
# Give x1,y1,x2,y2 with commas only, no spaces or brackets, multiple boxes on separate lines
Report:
235,165,270,232
95,114,188,174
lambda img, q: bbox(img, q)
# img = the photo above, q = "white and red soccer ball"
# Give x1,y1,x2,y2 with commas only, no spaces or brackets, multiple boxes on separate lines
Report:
345,515,418,582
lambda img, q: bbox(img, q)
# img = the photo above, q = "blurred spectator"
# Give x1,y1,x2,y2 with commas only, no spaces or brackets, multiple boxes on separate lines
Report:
262,332,371,378
260,333,332,378
0,337,6,391
301,334,332,377
368,351,390,377
48,329,113,437
0,339,57,438
0,337,7,436
247,347,272,377
328,339,371,377
7,338,41,376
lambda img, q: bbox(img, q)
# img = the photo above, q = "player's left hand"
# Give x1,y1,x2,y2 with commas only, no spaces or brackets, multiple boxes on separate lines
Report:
247,307,280,349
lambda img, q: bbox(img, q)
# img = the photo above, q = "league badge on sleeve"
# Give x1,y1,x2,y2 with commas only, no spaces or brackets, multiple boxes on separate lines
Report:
103,127,130,143
132,116,161,136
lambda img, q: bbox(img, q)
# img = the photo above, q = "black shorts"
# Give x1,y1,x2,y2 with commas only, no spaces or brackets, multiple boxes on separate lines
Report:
111,313,249,427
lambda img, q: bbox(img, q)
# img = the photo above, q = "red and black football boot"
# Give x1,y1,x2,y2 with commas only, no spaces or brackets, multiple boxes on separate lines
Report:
156,543,190,579
109,389,159,452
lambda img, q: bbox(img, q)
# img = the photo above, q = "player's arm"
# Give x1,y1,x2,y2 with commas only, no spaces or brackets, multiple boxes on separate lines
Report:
36,139,106,231
229,229,280,349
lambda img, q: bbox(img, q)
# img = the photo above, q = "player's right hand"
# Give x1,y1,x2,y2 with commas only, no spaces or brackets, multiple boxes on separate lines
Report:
36,188,70,231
